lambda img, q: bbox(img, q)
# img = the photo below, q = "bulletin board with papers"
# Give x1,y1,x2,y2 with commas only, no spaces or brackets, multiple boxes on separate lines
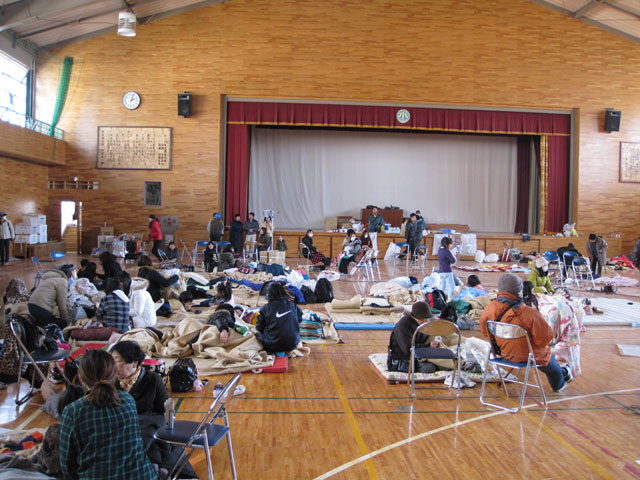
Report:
97,126,172,170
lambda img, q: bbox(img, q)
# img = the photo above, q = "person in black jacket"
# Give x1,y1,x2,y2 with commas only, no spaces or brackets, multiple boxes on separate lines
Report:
165,241,179,261
208,309,236,345
229,213,244,254
97,252,122,285
77,260,97,283
387,301,437,373
203,241,217,272
256,282,303,353
137,255,179,302
301,229,330,266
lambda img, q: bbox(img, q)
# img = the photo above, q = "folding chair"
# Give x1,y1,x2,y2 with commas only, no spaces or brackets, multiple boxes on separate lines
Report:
50,251,66,266
179,238,194,265
349,248,381,281
193,241,209,267
297,242,311,265
8,315,70,405
394,242,409,264
562,251,579,285
409,244,427,269
157,249,178,269
242,241,258,262
409,320,462,397
155,374,241,480
479,321,548,413
572,256,595,288
216,241,231,257
31,257,44,289
542,250,564,285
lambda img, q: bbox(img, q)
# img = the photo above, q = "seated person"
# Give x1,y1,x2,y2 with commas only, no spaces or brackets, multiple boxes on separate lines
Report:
214,281,235,306
557,242,582,277
360,229,372,249
257,227,271,254
165,241,179,261
128,276,157,328
339,229,362,274
96,273,131,333
301,229,331,266
111,341,167,415
28,265,75,328
60,350,157,480
77,259,97,282
256,282,303,353
479,273,573,392
527,256,554,293
276,235,288,252
387,301,437,373
96,252,122,283
218,245,236,271
203,241,217,273
454,274,488,300
522,280,539,310
179,290,194,312
137,255,180,302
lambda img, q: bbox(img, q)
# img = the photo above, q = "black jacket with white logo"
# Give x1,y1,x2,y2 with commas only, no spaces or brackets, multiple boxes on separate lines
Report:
256,298,303,352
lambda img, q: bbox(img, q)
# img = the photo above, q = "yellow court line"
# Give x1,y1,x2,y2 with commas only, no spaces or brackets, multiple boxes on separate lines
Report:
313,387,640,480
323,345,379,480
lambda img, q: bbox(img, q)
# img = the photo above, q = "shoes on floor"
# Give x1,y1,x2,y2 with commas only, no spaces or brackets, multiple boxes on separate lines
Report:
562,364,574,384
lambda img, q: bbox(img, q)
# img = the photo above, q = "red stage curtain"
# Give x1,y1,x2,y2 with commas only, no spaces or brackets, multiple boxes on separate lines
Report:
228,102,570,135
225,125,250,222
546,136,570,232
515,137,531,233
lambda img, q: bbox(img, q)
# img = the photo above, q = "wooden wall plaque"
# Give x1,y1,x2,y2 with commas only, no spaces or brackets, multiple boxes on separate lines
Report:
97,126,172,170
620,142,640,183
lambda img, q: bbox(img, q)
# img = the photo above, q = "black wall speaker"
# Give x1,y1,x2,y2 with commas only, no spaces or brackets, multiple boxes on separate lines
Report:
604,108,621,132
178,92,192,117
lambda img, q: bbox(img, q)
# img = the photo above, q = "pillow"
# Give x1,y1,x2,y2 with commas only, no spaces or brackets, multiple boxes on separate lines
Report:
70,327,119,341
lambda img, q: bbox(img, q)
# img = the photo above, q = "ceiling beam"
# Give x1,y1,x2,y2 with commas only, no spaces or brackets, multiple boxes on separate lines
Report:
572,0,602,18
0,0,108,32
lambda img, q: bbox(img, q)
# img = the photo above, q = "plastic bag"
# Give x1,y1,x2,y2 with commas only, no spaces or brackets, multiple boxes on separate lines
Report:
484,253,499,263
384,243,401,260
475,250,486,263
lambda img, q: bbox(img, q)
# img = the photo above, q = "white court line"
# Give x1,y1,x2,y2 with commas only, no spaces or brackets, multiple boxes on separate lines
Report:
15,406,44,431
313,387,640,479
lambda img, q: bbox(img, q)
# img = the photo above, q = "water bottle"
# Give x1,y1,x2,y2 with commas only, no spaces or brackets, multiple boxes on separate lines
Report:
164,398,175,428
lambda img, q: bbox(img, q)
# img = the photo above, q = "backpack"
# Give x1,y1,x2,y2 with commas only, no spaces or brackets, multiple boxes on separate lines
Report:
314,278,334,303
169,358,199,393
439,303,458,323
426,289,447,311
300,286,317,304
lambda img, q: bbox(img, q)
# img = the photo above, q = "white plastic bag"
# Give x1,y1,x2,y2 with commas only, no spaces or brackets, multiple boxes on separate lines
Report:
474,250,486,263
484,253,499,263
384,242,401,260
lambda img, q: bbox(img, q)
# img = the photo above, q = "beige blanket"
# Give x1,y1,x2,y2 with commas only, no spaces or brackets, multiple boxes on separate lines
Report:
327,311,404,324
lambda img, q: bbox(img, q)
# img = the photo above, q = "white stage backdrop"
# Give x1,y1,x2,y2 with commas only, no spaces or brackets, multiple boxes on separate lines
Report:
248,127,517,232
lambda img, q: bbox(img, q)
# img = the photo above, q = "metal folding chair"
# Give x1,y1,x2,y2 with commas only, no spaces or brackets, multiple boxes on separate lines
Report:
50,251,66,266
394,242,409,264
349,248,380,281
409,320,462,397
193,241,209,267
155,374,241,480
179,238,194,265
242,241,258,262
572,256,595,288
297,242,311,265
31,257,44,289
8,314,70,405
479,321,548,413
157,249,178,269
562,251,579,285
409,244,427,269
542,250,564,285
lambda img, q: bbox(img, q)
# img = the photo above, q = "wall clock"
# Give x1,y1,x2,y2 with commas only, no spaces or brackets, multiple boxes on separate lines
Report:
122,91,141,110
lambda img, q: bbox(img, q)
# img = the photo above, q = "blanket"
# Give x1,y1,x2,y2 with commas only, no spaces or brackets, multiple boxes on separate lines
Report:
455,264,531,273
325,295,405,317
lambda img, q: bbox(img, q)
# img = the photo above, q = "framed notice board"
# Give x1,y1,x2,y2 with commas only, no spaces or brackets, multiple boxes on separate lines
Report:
620,142,640,183
97,126,172,170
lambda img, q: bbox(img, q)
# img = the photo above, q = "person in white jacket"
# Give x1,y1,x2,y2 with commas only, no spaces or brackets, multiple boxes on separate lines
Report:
0,212,15,265
128,277,157,328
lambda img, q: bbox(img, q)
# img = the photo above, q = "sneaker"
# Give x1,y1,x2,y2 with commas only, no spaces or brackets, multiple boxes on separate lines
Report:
213,382,224,398
555,382,568,393
562,364,574,384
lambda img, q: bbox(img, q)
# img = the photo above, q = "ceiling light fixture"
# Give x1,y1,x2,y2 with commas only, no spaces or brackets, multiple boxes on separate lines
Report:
117,11,137,37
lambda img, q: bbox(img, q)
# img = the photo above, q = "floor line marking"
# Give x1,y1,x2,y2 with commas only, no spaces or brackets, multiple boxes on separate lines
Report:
323,344,379,480
16,406,43,431
313,387,640,480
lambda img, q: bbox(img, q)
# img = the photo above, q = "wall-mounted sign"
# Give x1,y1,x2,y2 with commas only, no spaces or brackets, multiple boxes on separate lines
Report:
396,109,411,124
97,126,171,170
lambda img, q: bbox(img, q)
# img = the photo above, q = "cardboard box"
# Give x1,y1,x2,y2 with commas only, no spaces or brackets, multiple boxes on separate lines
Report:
15,234,39,244
39,233,47,244
24,214,46,225
269,250,286,265
101,226,114,236
16,223,39,235
38,224,47,235
259,251,269,263
324,217,338,231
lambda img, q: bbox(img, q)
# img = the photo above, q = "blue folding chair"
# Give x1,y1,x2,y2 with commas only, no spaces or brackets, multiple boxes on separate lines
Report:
542,250,564,285
155,374,241,480
31,257,44,289
395,242,409,264
193,241,209,267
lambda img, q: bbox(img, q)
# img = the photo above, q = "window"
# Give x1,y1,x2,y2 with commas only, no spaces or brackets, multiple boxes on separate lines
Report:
0,51,29,126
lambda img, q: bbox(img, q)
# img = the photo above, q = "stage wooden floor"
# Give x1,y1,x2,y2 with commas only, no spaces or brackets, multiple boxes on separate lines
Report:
1,255,639,479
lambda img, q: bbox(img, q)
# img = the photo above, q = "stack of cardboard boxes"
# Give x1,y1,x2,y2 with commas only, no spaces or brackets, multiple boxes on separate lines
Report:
15,214,47,244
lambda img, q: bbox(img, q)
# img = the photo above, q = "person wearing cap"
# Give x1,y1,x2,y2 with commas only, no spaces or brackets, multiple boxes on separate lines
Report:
585,233,608,278
0,212,15,265
479,273,573,392
387,301,438,373
207,212,224,242
527,256,554,294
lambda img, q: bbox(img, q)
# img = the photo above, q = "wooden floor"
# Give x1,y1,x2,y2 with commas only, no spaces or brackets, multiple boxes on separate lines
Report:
1,255,640,479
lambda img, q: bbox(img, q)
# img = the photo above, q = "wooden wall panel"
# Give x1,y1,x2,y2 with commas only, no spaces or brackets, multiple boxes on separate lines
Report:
30,0,640,253
0,121,65,166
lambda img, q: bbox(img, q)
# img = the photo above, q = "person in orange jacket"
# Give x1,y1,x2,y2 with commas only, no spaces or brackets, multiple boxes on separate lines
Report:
146,214,163,261
479,273,573,392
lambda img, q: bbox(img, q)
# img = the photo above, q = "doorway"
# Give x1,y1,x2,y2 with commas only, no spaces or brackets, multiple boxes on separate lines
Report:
60,201,82,253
